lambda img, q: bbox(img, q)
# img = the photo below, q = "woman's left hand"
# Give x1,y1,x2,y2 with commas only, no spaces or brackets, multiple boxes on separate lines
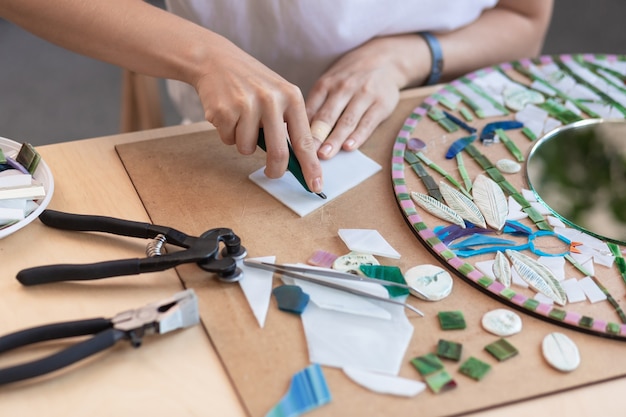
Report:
306,35,429,159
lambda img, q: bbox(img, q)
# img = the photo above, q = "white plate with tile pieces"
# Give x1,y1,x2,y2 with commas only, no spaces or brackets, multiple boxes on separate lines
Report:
0,136,54,239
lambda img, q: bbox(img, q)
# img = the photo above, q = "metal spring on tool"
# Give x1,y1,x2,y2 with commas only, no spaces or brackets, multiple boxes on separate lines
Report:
146,234,167,257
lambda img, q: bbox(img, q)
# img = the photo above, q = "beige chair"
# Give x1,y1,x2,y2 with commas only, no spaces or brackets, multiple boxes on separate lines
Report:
120,69,164,133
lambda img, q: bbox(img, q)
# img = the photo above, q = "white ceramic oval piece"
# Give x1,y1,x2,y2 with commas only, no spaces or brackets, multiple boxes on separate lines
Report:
542,332,580,372
481,309,522,336
332,252,379,275
496,159,521,174
404,264,453,301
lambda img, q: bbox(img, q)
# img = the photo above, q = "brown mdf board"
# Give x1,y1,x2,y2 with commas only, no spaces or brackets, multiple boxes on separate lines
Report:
116,94,626,417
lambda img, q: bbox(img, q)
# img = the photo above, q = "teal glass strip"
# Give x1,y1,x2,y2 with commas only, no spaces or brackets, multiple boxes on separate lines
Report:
265,363,331,417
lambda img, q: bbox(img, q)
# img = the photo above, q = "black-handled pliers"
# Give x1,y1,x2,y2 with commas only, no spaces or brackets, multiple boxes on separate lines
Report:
17,210,247,286
0,289,199,386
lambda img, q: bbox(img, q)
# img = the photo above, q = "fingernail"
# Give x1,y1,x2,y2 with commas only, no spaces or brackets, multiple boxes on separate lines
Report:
319,144,333,157
312,177,323,193
344,139,356,149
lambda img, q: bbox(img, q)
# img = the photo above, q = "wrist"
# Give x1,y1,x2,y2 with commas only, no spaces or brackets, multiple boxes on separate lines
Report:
417,32,444,86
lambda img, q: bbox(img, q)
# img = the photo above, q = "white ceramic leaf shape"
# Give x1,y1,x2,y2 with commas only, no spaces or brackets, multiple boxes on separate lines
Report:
439,181,487,228
505,249,567,306
472,174,508,231
410,191,465,228
492,251,512,287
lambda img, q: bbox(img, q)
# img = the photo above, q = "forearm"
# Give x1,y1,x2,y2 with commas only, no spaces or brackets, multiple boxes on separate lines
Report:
384,0,553,88
437,0,554,82
0,0,223,87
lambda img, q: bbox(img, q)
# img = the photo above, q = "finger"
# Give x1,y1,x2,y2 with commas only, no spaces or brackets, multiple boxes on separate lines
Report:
318,94,374,159
310,120,332,143
234,114,261,156
285,108,324,194
261,118,289,179
341,102,385,151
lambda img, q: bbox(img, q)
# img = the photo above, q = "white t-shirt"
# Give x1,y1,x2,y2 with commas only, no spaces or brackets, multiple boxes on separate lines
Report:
164,0,499,122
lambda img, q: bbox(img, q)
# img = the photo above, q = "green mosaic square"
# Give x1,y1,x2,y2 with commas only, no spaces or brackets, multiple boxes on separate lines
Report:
607,322,621,335
477,276,493,287
411,352,444,376
404,152,420,165
440,249,456,260
523,299,540,310
458,263,475,276
397,192,410,201
548,308,567,321
437,339,463,361
579,316,594,328
425,370,457,394
485,338,518,361
500,288,516,299
459,356,491,381
438,311,467,330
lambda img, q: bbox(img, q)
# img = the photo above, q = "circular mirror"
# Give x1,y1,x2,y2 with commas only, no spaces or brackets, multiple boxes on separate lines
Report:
526,119,626,244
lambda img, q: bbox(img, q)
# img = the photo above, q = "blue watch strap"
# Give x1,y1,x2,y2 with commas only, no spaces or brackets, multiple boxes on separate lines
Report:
418,32,444,86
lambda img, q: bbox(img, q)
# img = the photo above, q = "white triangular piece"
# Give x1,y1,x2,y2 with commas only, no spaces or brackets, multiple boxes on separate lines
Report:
561,278,586,303
475,260,496,280
343,367,426,397
238,256,275,328
338,229,400,259
538,256,565,281
579,276,607,303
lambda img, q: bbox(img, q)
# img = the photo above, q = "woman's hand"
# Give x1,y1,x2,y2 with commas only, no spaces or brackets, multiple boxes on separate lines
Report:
306,35,429,160
193,37,323,193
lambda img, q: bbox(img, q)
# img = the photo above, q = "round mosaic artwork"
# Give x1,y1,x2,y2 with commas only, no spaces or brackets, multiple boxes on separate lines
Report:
391,54,626,340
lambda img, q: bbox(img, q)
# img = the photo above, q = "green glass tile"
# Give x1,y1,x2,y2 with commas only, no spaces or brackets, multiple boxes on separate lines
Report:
438,311,467,330
426,236,441,247
511,193,530,209
359,265,409,298
460,107,474,121
459,356,491,381
409,112,420,120
485,167,505,183
438,118,460,133
411,352,444,376
457,264,474,276
437,339,463,361
404,207,418,216
485,338,518,361
548,308,567,321
440,249,456,260
499,181,519,196
535,220,553,231
392,178,404,186
404,151,420,165
500,288,516,299
522,126,537,141
524,206,545,223
413,222,428,232
397,192,410,201
424,370,457,394
607,322,621,335
579,316,594,328
427,106,446,121
473,154,493,170
523,299,540,310
477,276,493,287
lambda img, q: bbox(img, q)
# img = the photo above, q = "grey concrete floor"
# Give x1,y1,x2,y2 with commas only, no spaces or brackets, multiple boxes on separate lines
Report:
1,0,625,146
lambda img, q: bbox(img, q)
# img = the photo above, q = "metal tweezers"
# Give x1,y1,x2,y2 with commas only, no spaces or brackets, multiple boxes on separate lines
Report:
243,260,424,316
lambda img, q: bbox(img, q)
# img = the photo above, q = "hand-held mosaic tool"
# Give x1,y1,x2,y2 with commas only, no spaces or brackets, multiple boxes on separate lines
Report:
0,289,199,386
244,259,424,316
16,210,246,285
257,128,327,199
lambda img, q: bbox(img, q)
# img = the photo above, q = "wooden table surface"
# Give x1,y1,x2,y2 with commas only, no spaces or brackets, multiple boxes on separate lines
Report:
1,88,624,416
